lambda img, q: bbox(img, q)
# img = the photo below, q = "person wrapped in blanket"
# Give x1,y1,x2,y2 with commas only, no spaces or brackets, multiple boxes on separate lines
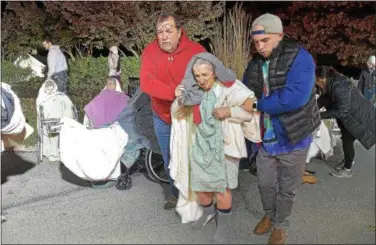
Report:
169,52,261,243
83,77,129,129
82,77,129,188
36,78,76,162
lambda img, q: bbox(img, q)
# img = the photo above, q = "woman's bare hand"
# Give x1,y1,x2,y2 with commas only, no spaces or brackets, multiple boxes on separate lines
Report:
175,85,185,98
213,107,231,120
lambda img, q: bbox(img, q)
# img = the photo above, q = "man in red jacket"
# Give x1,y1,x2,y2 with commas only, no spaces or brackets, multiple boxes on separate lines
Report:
140,13,206,210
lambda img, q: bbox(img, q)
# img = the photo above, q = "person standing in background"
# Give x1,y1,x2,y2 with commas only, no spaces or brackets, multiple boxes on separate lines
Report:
358,55,376,106
42,37,69,93
316,66,376,178
108,46,122,89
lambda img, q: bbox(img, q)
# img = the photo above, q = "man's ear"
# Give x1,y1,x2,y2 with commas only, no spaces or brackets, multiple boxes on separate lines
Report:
178,28,182,39
278,33,284,40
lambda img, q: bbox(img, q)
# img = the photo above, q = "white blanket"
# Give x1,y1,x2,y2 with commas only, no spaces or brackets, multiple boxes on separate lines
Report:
1,83,34,152
59,118,128,181
216,80,261,159
170,80,259,223
306,120,336,163
306,95,337,163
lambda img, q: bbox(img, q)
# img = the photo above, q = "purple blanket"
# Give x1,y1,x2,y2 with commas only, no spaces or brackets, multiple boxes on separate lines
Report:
84,90,129,129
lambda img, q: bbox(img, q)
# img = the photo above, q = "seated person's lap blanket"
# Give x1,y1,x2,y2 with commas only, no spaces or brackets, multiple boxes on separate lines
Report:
59,118,128,180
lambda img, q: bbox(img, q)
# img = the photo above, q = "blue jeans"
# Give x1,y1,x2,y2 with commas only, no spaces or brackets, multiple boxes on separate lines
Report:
152,113,179,198
52,70,68,93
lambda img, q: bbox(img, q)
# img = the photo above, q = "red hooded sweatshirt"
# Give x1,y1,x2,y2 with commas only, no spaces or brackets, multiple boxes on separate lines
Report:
140,29,206,124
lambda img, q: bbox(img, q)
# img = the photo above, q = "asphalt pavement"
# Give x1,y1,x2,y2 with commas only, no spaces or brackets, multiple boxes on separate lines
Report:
1,139,375,244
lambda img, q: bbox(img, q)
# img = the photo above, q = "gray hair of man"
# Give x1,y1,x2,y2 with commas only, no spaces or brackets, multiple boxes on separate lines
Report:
156,12,184,30
192,58,215,73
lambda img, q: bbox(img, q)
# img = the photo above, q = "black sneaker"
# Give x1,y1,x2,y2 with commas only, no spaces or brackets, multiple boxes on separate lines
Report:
249,163,257,176
335,160,355,171
239,158,250,171
164,197,177,210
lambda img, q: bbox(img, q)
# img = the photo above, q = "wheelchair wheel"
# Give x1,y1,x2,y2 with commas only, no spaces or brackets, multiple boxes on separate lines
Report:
116,173,133,190
144,149,169,183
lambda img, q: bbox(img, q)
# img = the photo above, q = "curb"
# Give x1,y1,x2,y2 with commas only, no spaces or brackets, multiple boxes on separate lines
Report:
5,145,37,153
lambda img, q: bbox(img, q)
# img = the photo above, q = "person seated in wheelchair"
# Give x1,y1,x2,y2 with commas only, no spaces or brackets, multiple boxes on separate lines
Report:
59,84,167,191
36,78,76,162
83,77,129,129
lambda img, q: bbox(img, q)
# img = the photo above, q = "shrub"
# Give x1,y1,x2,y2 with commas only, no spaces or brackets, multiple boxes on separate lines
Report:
20,98,37,146
1,59,34,84
68,56,140,96
9,77,44,98
210,3,253,79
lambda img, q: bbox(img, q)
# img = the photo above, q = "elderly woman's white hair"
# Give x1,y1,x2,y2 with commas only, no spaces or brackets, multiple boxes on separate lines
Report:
43,78,58,95
109,46,119,55
192,58,215,72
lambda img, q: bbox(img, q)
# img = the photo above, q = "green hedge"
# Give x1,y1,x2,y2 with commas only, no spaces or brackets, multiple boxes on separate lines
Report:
1,59,34,84
1,60,44,98
2,56,141,97
68,56,140,95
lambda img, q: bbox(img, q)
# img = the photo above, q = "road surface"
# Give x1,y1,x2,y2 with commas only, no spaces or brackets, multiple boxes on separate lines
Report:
1,139,375,244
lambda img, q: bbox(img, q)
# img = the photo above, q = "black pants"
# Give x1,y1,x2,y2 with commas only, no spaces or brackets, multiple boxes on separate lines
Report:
337,120,356,169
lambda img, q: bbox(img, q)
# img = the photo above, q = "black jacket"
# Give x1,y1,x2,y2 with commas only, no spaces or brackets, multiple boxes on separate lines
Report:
244,38,320,144
318,75,376,150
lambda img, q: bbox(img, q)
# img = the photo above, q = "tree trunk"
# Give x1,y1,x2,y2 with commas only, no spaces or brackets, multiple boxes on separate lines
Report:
123,44,139,57
61,48,75,61
118,48,126,57
75,44,83,59
67,50,75,61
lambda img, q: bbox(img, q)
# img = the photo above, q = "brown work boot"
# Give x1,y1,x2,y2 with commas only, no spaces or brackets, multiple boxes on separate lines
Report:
253,216,272,235
163,196,177,210
302,175,318,184
268,228,286,244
